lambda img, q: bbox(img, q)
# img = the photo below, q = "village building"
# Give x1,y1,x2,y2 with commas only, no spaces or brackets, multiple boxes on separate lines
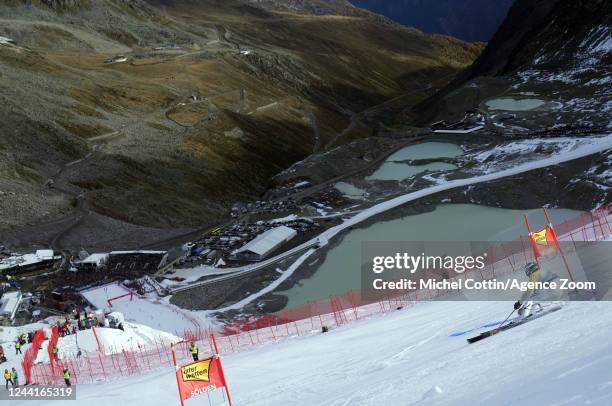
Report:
233,226,297,262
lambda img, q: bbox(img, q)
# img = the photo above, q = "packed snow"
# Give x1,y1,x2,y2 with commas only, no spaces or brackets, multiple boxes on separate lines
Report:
9,301,612,405
81,284,201,334
35,322,181,362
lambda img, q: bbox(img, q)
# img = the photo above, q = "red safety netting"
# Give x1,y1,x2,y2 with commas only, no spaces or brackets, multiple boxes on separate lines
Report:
21,329,46,384
27,204,612,385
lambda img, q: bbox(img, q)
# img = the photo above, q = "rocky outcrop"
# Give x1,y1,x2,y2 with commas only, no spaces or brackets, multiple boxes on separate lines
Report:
412,0,612,124
460,0,611,80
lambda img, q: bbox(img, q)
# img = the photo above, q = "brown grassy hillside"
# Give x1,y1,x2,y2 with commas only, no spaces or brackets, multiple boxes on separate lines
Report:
0,0,481,248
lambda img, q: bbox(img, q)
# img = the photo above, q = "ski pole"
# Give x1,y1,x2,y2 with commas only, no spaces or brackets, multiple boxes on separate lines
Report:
498,308,517,329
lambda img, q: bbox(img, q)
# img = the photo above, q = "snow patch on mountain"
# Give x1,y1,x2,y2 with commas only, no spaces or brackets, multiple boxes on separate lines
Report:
580,24,612,54
516,24,611,88
467,136,607,173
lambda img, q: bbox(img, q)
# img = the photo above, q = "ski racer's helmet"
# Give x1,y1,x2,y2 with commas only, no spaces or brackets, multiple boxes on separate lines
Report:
524,262,539,277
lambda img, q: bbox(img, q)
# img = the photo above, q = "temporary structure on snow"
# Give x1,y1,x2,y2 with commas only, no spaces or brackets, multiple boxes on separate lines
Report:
233,226,297,261
74,253,110,271
0,249,60,275
0,290,22,322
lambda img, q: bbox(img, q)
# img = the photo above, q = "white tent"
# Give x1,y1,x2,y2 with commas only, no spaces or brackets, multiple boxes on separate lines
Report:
234,226,297,261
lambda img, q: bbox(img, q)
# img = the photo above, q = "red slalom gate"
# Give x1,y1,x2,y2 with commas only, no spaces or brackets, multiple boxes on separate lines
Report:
21,329,46,384
26,206,612,385
107,292,133,307
213,205,612,348
47,325,59,375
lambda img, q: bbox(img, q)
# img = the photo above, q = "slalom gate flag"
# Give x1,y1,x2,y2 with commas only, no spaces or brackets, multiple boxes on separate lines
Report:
176,356,228,402
530,226,559,257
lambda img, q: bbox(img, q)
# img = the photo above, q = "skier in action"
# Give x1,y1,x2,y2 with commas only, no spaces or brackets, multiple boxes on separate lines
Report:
467,261,561,343
514,258,563,317
513,262,545,319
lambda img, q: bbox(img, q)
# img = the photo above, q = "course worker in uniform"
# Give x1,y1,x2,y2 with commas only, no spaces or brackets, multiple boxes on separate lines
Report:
4,369,13,389
189,342,199,361
11,368,18,387
63,368,71,387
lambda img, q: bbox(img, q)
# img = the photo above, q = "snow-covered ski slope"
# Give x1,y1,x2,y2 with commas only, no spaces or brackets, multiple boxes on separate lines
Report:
12,301,612,406
80,283,201,333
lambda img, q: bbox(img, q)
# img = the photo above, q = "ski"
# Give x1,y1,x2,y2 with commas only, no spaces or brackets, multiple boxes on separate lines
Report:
450,318,520,337
467,305,562,344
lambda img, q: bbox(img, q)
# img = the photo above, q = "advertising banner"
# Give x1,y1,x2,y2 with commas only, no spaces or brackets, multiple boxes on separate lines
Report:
176,357,227,402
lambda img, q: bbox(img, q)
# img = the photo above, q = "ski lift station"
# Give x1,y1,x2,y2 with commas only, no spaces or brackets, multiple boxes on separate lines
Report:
233,225,297,262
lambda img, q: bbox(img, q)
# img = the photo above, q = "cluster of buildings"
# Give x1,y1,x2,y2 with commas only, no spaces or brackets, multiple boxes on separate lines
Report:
71,250,168,273
0,249,61,275
231,198,299,218
0,238,174,326
182,218,320,267
431,110,485,134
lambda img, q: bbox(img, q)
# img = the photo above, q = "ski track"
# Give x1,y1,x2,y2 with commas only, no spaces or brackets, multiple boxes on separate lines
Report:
4,137,612,405
7,301,612,406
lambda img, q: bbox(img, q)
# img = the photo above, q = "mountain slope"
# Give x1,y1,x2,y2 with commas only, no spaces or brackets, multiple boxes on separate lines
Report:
0,0,481,250
408,0,611,126
459,0,611,80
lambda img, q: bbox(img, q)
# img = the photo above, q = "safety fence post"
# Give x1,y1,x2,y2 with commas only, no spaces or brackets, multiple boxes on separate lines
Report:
23,206,612,386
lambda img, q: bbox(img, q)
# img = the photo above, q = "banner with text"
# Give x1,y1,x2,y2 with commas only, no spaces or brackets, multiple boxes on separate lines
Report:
176,357,227,402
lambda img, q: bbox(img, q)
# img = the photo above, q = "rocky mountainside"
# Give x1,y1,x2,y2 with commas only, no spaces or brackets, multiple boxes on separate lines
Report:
410,0,611,125
246,0,360,15
459,0,611,80
0,0,480,250
399,0,611,208
350,0,515,42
